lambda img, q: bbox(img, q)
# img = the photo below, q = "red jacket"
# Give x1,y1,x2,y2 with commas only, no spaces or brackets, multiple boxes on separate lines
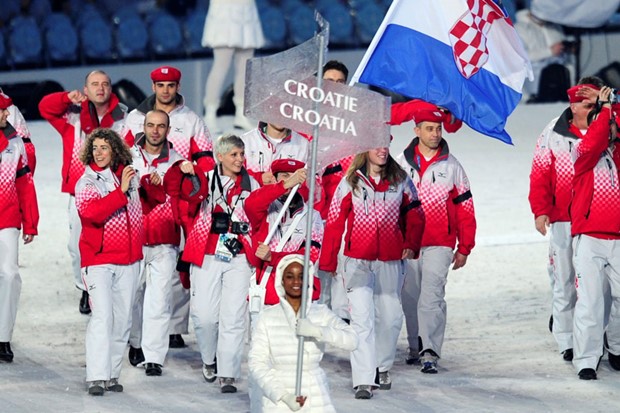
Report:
571,108,620,237
529,108,584,223
166,165,261,267
396,138,476,255
131,134,185,246
245,181,323,304
0,125,39,234
75,164,143,267
319,167,425,272
38,92,128,194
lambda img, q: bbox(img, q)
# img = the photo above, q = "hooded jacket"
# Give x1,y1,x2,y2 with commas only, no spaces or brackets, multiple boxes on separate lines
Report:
248,254,357,413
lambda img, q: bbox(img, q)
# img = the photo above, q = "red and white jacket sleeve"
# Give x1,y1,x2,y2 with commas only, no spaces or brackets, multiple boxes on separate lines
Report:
401,177,425,257
77,184,128,226
573,109,613,175
452,164,476,256
189,119,215,172
528,125,554,218
38,92,72,135
319,178,352,272
15,150,39,235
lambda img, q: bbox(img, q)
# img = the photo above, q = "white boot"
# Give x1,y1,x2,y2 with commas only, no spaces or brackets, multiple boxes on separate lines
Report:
204,105,220,135
233,100,255,132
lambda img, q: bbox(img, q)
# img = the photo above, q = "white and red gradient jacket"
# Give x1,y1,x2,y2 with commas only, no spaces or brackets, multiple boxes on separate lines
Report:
6,102,36,174
245,181,323,304
38,92,129,195
75,164,143,267
169,166,261,267
396,138,476,255
0,124,38,235
529,108,584,223
319,166,425,272
570,108,620,238
131,134,185,247
124,94,215,172
241,122,309,185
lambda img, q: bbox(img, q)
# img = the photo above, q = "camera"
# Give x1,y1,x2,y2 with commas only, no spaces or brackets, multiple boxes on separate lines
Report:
611,88,618,105
231,221,250,235
224,237,243,256
211,212,231,234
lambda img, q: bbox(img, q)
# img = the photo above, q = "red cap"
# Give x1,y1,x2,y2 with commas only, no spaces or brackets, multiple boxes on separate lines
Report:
413,108,446,125
151,66,182,83
271,159,306,175
0,91,13,110
567,84,600,103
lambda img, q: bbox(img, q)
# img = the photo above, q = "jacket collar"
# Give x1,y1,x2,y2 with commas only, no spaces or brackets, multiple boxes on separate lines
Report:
136,93,183,114
134,132,171,165
402,137,450,172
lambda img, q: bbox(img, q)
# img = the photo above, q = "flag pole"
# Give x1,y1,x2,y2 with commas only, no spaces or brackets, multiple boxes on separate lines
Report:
295,11,328,398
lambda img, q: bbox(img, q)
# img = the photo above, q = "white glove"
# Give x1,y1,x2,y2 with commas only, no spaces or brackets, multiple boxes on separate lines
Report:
296,318,322,339
281,393,302,411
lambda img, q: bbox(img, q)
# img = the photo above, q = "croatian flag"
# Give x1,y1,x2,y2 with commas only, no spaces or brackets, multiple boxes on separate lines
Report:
351,0,533,144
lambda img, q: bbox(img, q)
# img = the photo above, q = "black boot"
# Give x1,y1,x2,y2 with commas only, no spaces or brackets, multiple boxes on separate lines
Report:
79,290,91,315
0,342,14,363
169,334,185,348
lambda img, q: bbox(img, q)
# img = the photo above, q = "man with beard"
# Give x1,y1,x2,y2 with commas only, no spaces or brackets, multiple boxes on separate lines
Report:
124,66,215,351
128,110,185,376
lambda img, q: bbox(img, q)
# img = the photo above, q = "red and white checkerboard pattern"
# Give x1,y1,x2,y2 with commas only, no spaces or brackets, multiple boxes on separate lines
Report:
448,0,505,78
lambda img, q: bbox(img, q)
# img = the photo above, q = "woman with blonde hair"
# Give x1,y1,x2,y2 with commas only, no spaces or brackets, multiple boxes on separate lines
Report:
319,147,425,399
75,128,143,395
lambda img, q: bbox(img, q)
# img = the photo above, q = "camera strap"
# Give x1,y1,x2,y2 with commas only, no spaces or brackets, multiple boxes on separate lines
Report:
211,168,244,219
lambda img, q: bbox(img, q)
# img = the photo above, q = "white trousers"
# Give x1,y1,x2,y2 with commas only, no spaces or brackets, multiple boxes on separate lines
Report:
548,222,576,352
401,246,453,357
204,47,254,108
129,245,178,365
168,268,190,335
68,195,84,290
343,258,403,388
0,228,21,342
83,262,140,382
317,269,349,320
190,254,251,378
572,235,620,372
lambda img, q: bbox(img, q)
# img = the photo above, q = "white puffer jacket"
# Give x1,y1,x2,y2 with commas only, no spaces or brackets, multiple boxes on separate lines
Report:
248,255,357,413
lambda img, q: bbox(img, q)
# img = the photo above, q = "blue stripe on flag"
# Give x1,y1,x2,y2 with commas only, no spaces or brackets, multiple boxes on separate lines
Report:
358,24,521,144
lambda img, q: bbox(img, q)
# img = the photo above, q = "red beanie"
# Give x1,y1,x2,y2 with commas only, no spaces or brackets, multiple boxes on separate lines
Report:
567,84,600,103
151,66,182,83
271,159,306,175
0,91,13,110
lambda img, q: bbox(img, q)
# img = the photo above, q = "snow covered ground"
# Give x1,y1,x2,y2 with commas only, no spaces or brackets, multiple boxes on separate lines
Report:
2,102,620,412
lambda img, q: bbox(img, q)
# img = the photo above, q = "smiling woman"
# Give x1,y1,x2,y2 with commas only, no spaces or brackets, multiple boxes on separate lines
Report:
74,128,143,396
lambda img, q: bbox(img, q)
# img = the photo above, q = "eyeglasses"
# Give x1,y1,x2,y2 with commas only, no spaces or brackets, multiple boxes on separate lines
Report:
582,103,596,109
